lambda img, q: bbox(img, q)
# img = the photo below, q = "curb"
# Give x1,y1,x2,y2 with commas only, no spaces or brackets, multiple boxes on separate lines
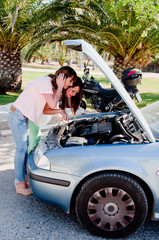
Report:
0,124,55,136
0,103,12,136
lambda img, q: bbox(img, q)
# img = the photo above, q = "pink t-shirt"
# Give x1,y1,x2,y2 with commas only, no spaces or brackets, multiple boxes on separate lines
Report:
14,76,53,123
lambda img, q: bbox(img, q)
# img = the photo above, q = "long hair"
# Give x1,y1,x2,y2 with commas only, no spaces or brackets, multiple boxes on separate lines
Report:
61,77,84,115
48,66,77,89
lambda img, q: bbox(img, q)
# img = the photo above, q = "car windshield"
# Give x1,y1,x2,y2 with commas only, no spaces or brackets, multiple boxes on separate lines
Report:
141,101,159,140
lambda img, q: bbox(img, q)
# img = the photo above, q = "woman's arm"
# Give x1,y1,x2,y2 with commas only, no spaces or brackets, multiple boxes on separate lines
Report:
43,73,65,109
43,106,61,115
43,90,62,109
43,104,68,121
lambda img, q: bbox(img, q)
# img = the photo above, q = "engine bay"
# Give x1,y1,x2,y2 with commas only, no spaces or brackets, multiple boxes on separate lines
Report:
44,112,148,150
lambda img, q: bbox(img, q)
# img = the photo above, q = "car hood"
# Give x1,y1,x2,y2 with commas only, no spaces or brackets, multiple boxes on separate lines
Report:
64,39,155,143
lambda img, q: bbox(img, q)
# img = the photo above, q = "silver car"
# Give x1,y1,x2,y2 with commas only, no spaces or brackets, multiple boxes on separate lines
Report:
27,40,159,239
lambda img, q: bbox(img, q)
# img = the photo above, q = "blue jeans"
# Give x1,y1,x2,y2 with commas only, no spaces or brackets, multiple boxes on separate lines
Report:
8,108,29,182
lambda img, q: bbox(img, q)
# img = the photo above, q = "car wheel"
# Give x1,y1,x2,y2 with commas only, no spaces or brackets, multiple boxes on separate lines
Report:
75,172,148,239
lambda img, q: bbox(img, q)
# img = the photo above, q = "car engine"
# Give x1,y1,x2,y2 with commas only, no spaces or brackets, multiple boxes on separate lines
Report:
43,112,148,150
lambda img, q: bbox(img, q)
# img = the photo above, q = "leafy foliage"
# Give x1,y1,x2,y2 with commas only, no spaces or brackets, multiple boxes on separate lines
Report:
47,0,159,76
0,0,46,51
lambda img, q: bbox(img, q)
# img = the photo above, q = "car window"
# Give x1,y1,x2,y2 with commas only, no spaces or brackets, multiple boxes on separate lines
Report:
141,101,159,139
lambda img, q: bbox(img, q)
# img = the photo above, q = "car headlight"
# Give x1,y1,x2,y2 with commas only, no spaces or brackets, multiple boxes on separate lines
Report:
34,144,51,170
36,155,50,170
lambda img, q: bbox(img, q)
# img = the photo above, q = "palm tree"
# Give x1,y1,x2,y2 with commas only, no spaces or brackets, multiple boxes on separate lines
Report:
25,41,70,66
31,44,53,64
55,0,159,78
0,0,67,94
0,0,40,93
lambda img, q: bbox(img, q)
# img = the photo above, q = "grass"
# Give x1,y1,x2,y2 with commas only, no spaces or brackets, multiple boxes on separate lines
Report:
22,71,51,89
0,69,159,109
136,92,159,108
0,92,21,105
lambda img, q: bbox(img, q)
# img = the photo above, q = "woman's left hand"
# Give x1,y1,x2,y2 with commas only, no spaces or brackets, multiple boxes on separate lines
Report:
56,73,66,90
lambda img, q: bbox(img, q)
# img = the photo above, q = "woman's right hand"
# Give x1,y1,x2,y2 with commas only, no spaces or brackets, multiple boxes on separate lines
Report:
61,109,68,121
57,109,68,123
56,73,66,89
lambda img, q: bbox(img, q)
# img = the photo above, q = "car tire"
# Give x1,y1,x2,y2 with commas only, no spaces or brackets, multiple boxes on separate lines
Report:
75,172,148,239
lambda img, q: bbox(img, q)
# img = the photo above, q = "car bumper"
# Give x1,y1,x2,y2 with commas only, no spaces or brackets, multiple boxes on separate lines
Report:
27,151,81,213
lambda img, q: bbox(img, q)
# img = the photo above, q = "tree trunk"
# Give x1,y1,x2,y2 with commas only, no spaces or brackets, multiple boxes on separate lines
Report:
0,49,22,94
113,58,141,80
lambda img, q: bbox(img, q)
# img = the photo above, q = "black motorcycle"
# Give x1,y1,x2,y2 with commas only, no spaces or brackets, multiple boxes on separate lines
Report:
80,64,142,112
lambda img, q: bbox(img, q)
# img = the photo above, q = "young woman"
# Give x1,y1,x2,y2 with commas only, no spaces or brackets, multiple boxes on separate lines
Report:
7,66,77,196
28,76,83,153
61,76,84,115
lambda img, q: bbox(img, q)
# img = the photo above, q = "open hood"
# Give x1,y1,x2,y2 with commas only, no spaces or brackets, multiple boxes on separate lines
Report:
64,39,155,143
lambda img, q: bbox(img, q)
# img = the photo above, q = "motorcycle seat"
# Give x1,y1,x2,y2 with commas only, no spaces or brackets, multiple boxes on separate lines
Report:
99,86,119,99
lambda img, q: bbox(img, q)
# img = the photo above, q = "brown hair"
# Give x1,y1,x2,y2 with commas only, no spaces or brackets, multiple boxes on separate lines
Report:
61,76,84,115
48,66,77,89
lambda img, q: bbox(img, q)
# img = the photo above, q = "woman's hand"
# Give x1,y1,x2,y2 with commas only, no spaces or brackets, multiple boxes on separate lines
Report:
44,73,66,109
57,109,68,123
56,73,66,90
61,109,68,121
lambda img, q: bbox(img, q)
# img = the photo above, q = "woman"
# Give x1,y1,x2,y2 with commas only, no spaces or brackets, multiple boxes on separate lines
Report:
28,76,83,153
61,76,84,115
7,66,77,196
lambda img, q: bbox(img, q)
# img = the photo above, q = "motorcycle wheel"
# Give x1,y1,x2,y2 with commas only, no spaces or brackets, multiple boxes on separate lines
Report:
90,95,106,112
